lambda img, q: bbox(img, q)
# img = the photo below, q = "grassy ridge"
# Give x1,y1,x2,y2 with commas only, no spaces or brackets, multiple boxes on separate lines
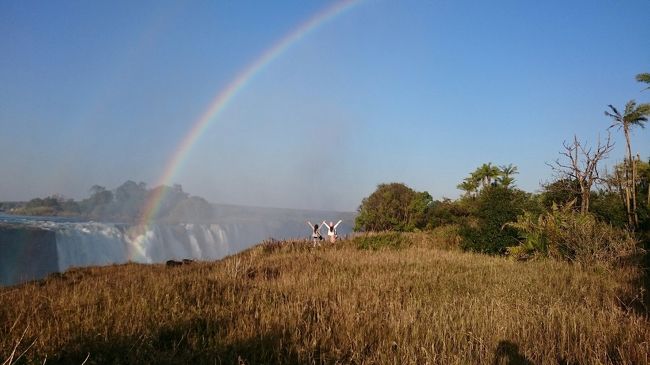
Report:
1,232,648,364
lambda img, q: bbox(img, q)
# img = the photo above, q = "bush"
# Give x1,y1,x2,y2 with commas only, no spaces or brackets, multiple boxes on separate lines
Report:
539,179,580,209
506,201,640,267
426,199,471,229
459,186,538,255
590,191,628,228
354,183,432,232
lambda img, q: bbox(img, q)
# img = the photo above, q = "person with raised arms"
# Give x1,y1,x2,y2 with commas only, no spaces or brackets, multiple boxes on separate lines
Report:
306,221,324,247
322,220,342,243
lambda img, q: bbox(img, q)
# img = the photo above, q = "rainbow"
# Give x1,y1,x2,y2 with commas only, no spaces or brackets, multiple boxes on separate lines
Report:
138,0,362,226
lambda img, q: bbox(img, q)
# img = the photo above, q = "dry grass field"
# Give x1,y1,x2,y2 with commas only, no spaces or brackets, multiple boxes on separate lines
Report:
1,231,648,364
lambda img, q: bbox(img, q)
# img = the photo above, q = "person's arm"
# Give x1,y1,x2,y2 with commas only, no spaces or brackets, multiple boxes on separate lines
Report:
307,221,313,228
334,220,343,229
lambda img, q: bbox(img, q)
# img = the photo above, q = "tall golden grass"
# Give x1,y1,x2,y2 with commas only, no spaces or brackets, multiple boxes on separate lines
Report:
1,231,648,364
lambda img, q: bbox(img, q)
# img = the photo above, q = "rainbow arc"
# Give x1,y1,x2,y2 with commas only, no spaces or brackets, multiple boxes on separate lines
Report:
138,0,362,228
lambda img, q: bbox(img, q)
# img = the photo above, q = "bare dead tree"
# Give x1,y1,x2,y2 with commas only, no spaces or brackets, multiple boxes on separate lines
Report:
548,133,614,214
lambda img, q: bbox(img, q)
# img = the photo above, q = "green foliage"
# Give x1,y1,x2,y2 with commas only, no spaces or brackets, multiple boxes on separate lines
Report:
496,164,518,188
408,191,433,228
426,199,470,228
506,201,639,267
0,201,21,212
88,185,114,205
505,201,576,260
112,180,148,221
637,72,650,89
13,195,79,216
636,160,650,231
352,232,408,250
539,179,580,209
590,191,627,228
605,100,650,130
457,163,519,196
354,183,432,232
149,184,189,221
26,196,60,210
459,186,538,255
81,185,114,219
456,178,479,197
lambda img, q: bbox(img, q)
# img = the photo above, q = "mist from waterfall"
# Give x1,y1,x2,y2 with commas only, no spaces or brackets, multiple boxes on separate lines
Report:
0,205,356,286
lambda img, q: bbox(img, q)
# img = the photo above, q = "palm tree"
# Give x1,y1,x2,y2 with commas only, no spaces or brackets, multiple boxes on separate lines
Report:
605,100,650,227
637,72,650,90
457,177,479,197
497,164,519,188
476,163,501,188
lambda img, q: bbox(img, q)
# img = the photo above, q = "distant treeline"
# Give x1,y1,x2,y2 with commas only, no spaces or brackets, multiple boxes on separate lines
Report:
2,181,214,223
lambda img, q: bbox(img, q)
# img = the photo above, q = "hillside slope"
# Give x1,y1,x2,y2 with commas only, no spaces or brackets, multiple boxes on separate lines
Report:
1,232,648,364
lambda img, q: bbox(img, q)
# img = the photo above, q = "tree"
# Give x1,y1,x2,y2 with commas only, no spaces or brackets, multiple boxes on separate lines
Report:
457,177,479,197
637,72,650,91
147,184,190,221
114,180,148,221
427,198,471,228
497,164,519,188
605,101,650,227
548,134,614,214
80,185,114,219
639,158,650,208
459,185,537,255
60,199,81,215
590,189,628,228
408,191,434,229
87,185,114,206
476,163,501,188
355,183,432,232
458,163,517,196
115,180,147,203
540,178,581,209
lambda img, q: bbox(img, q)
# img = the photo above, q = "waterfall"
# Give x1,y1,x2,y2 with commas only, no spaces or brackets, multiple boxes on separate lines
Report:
0,208,355,286
52,222,235,271
54,222,128,270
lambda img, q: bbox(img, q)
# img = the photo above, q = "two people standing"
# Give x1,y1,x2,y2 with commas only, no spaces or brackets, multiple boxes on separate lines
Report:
306,220,342,246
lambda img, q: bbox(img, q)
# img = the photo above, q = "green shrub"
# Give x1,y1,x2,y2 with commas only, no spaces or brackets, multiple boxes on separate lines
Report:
426,199,471,229
539,178,581,209
590,191,628,228
506,201,640,267
459,186,537,255
355,183,432,232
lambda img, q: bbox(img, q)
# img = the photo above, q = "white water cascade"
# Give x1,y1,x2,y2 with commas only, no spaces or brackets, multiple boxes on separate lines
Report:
0,208,355,286
52,222,236,270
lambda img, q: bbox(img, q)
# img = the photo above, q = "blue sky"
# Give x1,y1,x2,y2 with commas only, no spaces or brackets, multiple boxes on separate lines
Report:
1,0,649,211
